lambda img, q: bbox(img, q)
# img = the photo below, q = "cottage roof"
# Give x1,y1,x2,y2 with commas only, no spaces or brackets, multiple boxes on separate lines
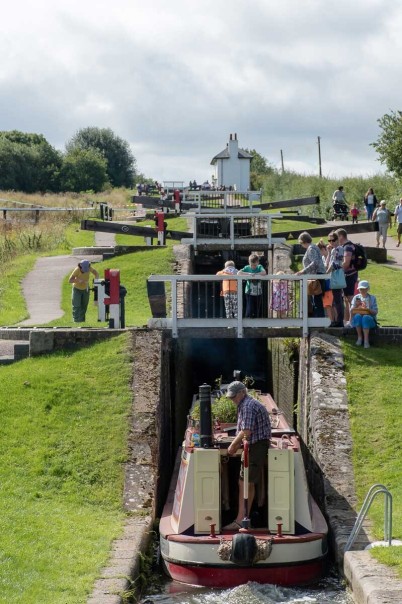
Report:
210,147,253,165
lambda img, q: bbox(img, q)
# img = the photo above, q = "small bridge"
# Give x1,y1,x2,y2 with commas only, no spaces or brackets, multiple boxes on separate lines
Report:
147,274,330,338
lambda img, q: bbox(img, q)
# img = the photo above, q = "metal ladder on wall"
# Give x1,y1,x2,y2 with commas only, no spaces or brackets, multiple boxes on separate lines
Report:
344,484,392,552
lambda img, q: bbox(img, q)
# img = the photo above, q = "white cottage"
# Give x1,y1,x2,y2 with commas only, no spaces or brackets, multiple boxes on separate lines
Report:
210,133,252,190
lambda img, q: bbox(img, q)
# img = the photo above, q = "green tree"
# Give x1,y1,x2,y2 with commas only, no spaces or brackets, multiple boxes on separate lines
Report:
243,148,276,190
59,148,109,193
0,131,62,192
371,110,402,178
244,148,274,175
66,127,136,188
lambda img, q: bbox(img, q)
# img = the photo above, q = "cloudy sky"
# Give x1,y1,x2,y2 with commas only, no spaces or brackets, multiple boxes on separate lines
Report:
1,0,401,183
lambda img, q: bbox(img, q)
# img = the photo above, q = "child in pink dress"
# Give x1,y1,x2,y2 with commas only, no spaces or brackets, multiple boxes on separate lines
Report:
270,271,290,318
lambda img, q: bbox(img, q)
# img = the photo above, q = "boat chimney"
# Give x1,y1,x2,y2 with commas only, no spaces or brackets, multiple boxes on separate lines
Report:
199,383,213,448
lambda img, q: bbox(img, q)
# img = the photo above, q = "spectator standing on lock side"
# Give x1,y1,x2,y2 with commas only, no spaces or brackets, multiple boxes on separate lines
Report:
69,260,99,323
296,232,326,318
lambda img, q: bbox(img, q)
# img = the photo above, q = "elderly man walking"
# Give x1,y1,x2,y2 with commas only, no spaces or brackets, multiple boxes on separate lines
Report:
394,198,402,247
373,200,392,249
223,381,271,530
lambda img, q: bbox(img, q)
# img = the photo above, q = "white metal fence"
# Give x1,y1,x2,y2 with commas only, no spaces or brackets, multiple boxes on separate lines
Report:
147,274,330,338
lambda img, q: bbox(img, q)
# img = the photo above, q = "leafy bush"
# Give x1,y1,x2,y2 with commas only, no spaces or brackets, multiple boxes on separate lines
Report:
191,395,237,423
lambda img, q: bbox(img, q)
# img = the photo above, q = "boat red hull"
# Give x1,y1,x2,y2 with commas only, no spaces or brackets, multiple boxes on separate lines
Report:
164,558,326,588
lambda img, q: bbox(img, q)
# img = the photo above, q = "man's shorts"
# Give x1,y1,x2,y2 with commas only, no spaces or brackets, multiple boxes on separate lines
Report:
398,223,402,236
240,439,269,483
343,272,358,297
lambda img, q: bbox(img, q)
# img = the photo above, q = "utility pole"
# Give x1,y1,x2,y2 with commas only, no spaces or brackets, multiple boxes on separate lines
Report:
317,136,322,178
280,149,285,173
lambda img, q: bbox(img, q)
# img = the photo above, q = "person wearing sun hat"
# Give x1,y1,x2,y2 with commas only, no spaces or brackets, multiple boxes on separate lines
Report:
68,259,99,322
223,381,271,530
350,280,378,348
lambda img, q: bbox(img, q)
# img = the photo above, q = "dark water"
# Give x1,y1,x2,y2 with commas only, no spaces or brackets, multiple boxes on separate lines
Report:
140,572,353,604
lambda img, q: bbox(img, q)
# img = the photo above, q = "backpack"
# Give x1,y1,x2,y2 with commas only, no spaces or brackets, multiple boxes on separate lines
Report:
352,242,367,271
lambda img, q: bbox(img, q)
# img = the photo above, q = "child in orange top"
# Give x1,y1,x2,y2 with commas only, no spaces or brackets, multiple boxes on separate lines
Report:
216,260,238,318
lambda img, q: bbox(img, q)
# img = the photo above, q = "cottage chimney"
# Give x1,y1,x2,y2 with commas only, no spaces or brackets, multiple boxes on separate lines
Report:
228,132,239,158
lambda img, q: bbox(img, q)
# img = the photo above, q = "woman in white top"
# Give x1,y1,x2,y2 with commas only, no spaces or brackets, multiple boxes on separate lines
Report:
363,187,378,221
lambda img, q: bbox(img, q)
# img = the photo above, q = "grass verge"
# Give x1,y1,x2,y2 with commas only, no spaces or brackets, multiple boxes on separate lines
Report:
47,245,175,327
343,341,402,575
0,254,37,324
0,334,132,603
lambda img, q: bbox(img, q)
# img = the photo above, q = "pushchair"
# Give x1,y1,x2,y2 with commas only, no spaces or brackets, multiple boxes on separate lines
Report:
332,201,349,220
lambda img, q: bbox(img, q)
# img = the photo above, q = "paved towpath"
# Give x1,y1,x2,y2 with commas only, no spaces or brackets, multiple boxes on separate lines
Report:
17,254,103,326
16,231,114,327
326,221,402,269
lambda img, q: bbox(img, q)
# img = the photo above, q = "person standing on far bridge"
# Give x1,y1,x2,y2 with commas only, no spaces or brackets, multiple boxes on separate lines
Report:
237,254,266,318
216,260,239,319
69,260,99,323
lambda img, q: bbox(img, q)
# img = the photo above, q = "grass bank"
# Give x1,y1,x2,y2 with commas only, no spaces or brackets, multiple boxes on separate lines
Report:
0,334,132,603
50,246,175,327
0,214,185,327
343,342,402,576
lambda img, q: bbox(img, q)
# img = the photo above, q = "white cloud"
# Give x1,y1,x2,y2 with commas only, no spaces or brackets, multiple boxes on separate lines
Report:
1,0,400,181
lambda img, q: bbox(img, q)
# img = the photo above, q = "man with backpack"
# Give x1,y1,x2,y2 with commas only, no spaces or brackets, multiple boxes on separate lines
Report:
335,228,367,326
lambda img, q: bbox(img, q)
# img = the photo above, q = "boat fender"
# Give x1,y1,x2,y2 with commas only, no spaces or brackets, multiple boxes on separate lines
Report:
231,533,258,566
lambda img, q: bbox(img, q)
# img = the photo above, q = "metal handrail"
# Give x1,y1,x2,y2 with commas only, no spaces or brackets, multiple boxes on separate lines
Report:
344,483,392,552
147,273,330,338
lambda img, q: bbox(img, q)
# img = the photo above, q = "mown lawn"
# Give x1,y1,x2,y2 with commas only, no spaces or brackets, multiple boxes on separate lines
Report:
48,246,175,327
0,334,132,603
362,262,402,326
343,342,402,576
0,217,184,327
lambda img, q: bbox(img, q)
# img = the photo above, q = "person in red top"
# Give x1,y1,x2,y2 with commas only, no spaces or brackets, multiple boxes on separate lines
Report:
350,203,360,224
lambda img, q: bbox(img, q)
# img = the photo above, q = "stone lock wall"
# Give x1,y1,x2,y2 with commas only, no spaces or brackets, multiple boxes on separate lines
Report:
298,333,370,568
267,338,298,427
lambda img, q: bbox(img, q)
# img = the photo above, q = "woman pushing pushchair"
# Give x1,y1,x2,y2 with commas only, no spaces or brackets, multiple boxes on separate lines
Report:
332,185,349,220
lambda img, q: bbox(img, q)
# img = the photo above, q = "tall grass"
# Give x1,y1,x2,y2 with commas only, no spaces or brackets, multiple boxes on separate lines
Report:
0,187,132,208
260,171,401,219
